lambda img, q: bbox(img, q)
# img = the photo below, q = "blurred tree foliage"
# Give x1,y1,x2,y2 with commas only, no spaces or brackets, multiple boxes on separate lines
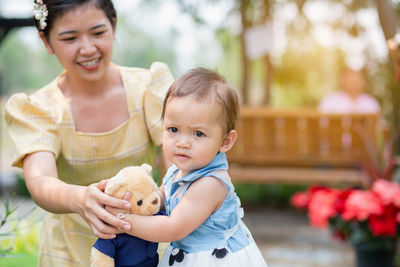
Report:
0,31,61,95
173,0,400,128
1,0,400,129
112,15,178,73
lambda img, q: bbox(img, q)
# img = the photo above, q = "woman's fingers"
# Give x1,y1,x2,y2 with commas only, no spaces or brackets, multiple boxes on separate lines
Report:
78,182,133,239
96,179,109,192
91,186,132,230
88,214,118,239
97,190,131,210
122,191,132,201
94,202,131,232
94,209,131,235
106,205,129,217
77,184,129,237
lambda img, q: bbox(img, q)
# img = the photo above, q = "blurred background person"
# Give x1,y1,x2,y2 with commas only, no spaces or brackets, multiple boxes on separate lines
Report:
318,68,381,114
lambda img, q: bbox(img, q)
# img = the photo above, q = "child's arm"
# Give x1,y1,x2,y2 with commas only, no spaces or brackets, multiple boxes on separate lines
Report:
112,176,228,242
156,185,166,211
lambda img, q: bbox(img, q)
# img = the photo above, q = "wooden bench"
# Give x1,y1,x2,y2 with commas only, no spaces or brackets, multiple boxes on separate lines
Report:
227,107,379,187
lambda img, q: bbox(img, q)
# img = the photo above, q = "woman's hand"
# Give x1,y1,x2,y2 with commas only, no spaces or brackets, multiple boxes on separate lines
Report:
76,180,132,239
105,191,132,232
22,152,131,239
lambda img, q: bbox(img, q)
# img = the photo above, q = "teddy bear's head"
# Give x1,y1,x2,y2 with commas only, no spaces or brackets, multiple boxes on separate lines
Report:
105,164,160,216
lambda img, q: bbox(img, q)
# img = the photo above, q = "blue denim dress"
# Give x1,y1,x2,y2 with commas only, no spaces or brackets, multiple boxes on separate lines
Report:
159,153,268,267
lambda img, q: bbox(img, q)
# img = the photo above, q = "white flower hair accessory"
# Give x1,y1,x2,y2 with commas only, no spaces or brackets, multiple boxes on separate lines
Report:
33,0,48,30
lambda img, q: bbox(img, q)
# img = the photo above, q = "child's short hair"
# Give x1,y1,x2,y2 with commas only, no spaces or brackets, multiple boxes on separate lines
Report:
162,68,239,133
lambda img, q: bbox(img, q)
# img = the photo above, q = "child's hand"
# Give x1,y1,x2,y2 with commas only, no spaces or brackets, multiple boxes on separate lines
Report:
76,181,131,239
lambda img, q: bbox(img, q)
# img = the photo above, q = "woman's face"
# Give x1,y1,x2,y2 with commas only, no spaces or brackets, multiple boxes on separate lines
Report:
41,3,115,83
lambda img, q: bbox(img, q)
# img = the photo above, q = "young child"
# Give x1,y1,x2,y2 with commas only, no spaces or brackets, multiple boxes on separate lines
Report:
110,68,268,266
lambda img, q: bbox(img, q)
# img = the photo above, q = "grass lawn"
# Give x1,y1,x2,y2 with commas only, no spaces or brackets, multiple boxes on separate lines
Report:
0,253,37,267
0,197,42,267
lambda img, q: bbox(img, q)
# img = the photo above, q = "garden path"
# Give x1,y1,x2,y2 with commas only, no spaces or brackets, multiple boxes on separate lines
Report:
244,205,354,267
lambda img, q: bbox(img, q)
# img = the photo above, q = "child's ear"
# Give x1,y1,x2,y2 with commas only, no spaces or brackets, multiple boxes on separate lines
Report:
219,130,237,153
39,32,55,55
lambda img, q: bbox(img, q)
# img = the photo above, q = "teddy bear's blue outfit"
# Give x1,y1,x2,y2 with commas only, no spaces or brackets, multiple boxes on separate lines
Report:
93,234,158,267
93,209,166,267
159,152,268,267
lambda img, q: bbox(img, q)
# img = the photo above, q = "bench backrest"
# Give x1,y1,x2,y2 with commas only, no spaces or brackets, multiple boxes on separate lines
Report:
227,107,378,168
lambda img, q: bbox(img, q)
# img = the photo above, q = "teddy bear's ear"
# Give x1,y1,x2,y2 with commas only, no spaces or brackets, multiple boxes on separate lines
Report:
140,163,152,174
105,170,126,195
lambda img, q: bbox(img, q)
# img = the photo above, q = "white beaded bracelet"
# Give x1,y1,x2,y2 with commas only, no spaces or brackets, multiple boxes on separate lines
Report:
117,213,128,219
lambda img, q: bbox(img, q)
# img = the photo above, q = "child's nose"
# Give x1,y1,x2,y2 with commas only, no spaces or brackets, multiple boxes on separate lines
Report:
176,137,190,149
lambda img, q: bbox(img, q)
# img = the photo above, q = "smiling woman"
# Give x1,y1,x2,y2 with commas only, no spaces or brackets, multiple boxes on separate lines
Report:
3,0,174,266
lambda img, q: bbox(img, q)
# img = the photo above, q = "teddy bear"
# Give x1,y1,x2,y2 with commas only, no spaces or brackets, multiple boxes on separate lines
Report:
90,163,162,267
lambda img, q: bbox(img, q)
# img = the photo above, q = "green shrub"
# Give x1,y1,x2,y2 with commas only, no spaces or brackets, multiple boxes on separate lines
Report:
0,196,40,259
234,183,308,207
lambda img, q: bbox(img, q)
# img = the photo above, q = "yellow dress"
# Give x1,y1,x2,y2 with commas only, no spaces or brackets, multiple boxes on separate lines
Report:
4,62,174,267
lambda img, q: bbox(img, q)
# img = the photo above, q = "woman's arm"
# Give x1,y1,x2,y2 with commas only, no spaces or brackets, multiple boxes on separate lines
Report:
113,176,228,242
23,151,132,239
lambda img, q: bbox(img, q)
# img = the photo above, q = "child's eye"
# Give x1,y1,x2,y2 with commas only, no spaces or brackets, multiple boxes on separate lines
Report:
194,131,205,137
168,127,178,133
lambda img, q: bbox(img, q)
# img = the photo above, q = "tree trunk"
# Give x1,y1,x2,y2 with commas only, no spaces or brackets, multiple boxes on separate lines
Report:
262,0,273,106
375,0,397,40
240,0,250,105
263,54,273,105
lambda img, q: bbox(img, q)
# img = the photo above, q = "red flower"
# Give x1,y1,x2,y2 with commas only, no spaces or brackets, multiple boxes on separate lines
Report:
290,186,329,209
372,179,400,206
368,205,398,237
309,185,329,193
308,189,339,228
342,190,384,221
332,230,347,241
290,191,310,209
394,191,400,208
334,189,354,214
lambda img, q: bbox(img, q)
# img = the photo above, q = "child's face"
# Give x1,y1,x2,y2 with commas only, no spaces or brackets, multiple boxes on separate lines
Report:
162,97,226,177
41,3,115,83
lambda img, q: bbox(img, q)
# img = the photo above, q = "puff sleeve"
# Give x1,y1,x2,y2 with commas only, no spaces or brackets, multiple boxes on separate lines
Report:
144,62,174,146
4,93,61,168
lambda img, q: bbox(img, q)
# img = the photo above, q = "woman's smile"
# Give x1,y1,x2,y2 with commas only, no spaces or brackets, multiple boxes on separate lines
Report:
78,58,101,71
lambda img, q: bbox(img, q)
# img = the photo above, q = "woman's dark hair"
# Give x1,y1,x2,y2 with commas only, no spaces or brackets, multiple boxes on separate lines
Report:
33,0,116,38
